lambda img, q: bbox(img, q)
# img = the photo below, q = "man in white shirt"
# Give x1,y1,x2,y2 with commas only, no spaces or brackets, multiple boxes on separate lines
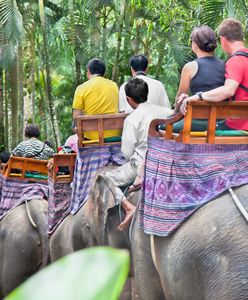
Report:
119,55,171,113
103,78,172,231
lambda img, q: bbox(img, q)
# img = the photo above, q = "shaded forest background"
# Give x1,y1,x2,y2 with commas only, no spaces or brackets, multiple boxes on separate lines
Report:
0,0,247,151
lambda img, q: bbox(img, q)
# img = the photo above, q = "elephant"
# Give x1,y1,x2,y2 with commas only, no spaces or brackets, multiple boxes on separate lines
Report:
50,174,139,258
0,199,49,298
131,184,248,300
50,175,140,300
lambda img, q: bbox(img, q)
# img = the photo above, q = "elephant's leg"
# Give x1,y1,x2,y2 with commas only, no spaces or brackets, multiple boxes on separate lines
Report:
132,219,165,300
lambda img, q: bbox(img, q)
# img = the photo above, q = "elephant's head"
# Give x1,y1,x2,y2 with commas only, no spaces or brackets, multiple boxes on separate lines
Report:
82,173,117,246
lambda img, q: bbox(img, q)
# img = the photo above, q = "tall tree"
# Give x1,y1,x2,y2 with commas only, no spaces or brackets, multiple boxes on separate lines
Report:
38,0,60,148
0,68,4,150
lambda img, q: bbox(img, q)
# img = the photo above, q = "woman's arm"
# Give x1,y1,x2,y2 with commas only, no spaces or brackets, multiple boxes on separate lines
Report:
175,61,197,103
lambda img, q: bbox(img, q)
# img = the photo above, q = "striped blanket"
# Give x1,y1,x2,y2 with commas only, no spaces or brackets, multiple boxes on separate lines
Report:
138,137,248,236
48,179,71,234
70,145,125,214
0,176,48,220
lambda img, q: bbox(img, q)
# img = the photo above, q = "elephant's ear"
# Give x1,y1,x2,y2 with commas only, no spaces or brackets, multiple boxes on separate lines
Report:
89,174,118,245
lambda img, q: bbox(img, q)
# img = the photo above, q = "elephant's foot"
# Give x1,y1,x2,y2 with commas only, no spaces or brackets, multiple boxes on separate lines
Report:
118,198,136,231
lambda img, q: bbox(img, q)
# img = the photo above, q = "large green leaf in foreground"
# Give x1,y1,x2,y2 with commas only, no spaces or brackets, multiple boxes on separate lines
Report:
6,247,129,300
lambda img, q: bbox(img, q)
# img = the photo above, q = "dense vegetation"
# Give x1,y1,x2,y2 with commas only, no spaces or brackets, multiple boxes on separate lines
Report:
0,0,247,151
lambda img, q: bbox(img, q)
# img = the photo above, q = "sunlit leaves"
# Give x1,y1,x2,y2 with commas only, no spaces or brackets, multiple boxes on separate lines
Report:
0,0,24,67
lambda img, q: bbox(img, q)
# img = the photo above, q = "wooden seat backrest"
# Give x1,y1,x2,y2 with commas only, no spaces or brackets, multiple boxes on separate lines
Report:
4,156,48,181
149,100,248,144
76,113,128,148
49,153,77,183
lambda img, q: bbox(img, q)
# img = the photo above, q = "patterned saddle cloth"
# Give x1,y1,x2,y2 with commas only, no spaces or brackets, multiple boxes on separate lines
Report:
138,137,248,236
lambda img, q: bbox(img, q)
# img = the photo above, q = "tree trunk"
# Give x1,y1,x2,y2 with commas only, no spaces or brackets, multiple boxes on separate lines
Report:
18,44,24,140
31,38,36,123
112,1,126,82
0,68,4,151
9,59,19,150
4,71,9,151
101,6,108,62
155,38,166,79
39,0,60,148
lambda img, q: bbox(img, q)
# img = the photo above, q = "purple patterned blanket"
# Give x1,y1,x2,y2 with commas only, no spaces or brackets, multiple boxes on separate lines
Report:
70,145,125,214
0,174,3,201
0,176,48,220
138,137,248,236
48,179,71,234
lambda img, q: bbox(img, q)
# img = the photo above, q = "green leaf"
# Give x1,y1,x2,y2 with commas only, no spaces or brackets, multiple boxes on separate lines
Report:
5,247,129,300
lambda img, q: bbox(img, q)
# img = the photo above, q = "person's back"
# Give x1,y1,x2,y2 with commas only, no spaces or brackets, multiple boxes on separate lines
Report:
174,25,225,132
103,77,172,231
180,19,248,130
13,139,54,160
190,56,225,94
73,76,118,116
119,55,171,113
73,58,119,139
12,124,54,160
122,102,172,162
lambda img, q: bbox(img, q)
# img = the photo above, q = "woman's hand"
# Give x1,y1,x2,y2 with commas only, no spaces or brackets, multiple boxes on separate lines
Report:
177,93,189,105
180,98,191,115
180,95,199,115
175,93,189,112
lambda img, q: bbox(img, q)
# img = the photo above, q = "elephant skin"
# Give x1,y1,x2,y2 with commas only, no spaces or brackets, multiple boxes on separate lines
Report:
50,176,140,300
50,175,139,259
131,184,248,300
0,199,49,298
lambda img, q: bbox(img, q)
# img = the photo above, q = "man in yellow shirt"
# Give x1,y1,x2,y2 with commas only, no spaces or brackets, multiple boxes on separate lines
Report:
73,58,119,140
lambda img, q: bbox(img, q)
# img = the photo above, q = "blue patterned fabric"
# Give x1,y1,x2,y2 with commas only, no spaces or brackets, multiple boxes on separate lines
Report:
70,145,125,214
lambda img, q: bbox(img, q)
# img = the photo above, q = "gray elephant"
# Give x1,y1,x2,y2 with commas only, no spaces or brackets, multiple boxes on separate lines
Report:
50,175,140,300
0,199,49,298
131,184,248,300
50,175,138,259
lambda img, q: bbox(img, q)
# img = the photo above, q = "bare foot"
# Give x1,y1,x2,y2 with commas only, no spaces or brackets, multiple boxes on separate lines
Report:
128,183,142,193
118,201,136,231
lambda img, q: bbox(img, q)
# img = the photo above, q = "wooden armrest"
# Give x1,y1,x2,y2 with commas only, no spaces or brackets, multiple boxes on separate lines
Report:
148,111,184,137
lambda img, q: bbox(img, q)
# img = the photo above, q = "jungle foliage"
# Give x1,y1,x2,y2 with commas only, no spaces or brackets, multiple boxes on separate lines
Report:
0,0,247,150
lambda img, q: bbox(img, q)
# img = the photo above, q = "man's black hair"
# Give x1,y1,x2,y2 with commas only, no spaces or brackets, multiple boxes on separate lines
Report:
24,124,40,138
0,151,10,163
129,55,148,72
87,58,106,76
125,78,148,104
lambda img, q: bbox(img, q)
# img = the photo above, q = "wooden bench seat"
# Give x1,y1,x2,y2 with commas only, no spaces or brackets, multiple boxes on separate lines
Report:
4,156,49,182
76,113,128,148
49,153,77,183
149,100,248,144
